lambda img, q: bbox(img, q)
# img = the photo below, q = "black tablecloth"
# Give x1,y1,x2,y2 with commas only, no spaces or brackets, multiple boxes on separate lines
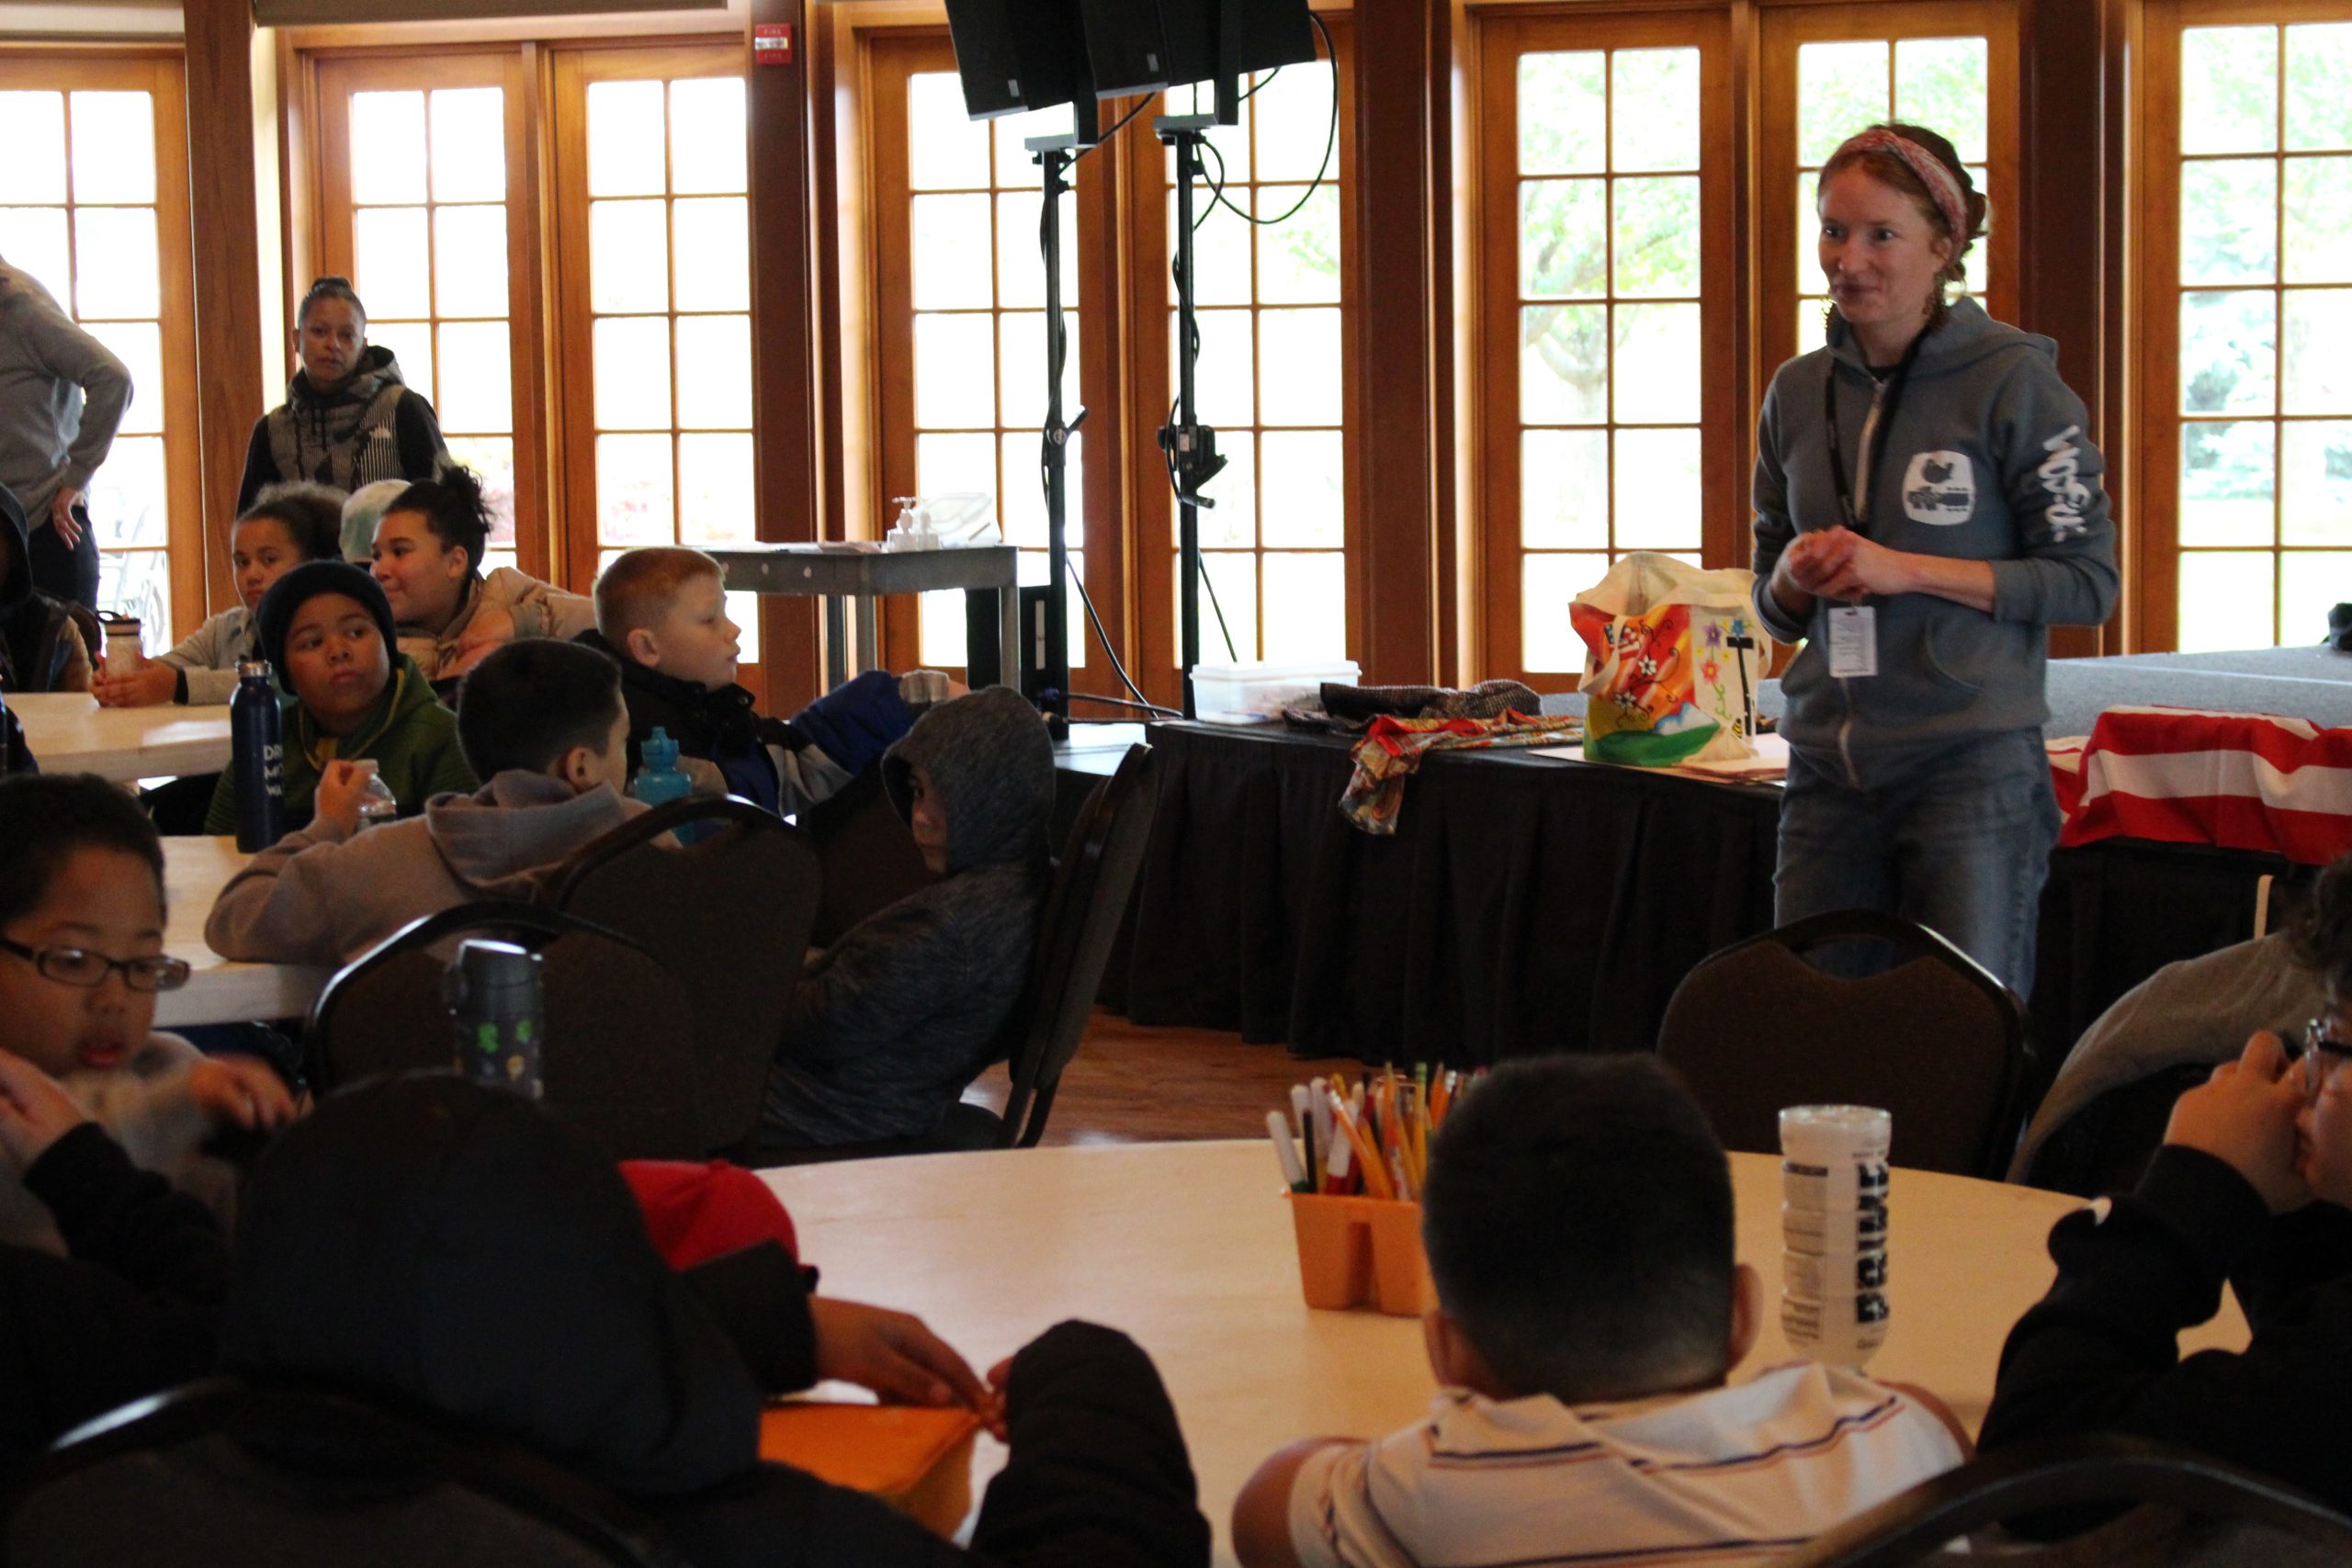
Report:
1110,723,2290,1068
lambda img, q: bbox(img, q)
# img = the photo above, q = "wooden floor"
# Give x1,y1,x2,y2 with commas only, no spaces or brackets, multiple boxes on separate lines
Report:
960,1010,1365,1145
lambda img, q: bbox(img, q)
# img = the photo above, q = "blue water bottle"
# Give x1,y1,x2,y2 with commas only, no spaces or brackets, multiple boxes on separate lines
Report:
231,660,286,851
630,727,693,809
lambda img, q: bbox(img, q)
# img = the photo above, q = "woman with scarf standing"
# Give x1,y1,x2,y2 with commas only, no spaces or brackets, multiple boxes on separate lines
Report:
233,277,450,514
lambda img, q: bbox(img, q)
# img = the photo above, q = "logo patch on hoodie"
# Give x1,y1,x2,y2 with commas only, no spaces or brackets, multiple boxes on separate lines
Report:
1901,451,1975,525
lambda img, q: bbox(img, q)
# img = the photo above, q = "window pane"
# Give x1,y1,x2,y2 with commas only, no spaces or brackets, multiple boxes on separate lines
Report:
587,81,668,197
998,430,1082,549
727,592,761,664
2177,550,2276,649
2181,158,2277,285
1253,56,1337,185
1519,52,1605,175
674,313,752,430
1172,188,1252,308
433,205,509,318
369,321,432,398
1522,553,1609,671
2284,550,2352,639
1611,50,1699,172
1614,427,1701,549
2180,421,2275,546
355,206,431,319
913,312,996,428
98,549,170,646
1521,179,1606,299
1521,429,1608,549
995,188,1076,310
2284,156,2352,284
2288,24,2352,151
1012,547,1088,667
1799,297,1832,353
673,197,750,311
2283,421,2352,544
2285,289,2352,414
429,87,505,202
436,321,513,434
2181,290,2277,414
351,92,426,204
1521,303,1608,423
1612,302,1700,423
998,310,1079,433
596,433,674,544
0,207,69,301
442,434,515,543
991,103,1076,187
1259,309,1341,426
72,208,157,318
1894,39,1988,164
910,74,990,191
1799,40,1890,166
1190,550,1258,663
1190,434,1254,547
670,77,746,196
1966,164,1992,300
88,434,165,547
0,93,65,203
912,193,994,310
916,431,996,498
69,92,153,203
2183,28,2278,155
590,198,670,314
1261,552,1345,660
1180,307,1255,426
918,589,967,669
1260,430,1343,547
84,321,161,435
679,432,755,544
1255,184,1341,305
593,316,674,430
1612,176,1701,297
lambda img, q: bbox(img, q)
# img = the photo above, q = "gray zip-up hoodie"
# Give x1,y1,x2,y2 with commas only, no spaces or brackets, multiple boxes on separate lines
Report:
1751,298,2120,777
0,261,130,528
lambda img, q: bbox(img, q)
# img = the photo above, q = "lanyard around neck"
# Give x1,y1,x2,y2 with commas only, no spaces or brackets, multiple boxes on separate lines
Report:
1823,330,1925,534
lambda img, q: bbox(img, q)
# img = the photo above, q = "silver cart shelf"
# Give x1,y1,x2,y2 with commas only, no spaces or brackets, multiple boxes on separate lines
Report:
702,543,1020,690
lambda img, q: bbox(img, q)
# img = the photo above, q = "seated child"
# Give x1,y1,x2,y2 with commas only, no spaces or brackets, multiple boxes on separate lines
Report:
1979,852,2352,1517
0,774,295,1254
221,1075,1211,1566
0,482,89,694
207,638,639,966
201,561,476,835
762,686,1053,1147
338,477,407,565
1233,1055,1966,1568
93,483,344,708
368,465,593,686
582,546,933,815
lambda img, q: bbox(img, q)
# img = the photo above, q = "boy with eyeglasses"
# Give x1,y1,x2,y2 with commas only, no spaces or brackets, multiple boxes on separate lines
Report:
0,774,294,1252
1981,853,2352,1516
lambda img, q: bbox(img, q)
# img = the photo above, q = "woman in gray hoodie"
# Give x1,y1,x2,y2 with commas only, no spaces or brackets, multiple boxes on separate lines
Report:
1750,124,2119,996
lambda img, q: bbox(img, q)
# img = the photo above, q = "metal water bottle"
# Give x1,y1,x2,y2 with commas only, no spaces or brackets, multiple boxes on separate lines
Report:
230,660,285,851
0,688,35,776
447,939,545,1100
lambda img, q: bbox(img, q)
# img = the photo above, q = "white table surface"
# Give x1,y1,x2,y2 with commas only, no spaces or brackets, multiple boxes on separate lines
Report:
12,692,232,783
157,836,331,1029
763,1140,2250,1564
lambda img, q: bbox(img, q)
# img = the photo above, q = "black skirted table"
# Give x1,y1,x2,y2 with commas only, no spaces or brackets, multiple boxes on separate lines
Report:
1108,722,2288,1068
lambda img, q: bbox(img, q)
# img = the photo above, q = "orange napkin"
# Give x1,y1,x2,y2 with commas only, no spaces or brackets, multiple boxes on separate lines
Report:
759,1403,983,1538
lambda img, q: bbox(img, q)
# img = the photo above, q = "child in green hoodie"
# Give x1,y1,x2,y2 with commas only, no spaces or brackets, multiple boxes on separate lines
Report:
202,561,475,836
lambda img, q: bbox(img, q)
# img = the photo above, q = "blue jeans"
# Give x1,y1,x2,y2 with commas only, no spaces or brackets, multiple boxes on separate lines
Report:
1774,728,2060,998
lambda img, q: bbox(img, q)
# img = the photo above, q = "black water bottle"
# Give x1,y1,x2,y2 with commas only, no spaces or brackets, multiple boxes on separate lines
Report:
447,940,545,1100
231,660,285,851
0,687,35,776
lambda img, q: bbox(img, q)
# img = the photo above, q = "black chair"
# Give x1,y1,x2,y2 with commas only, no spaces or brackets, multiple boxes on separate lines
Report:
306,902,705,1160
548,796,821,1156
797,763,936,948
1656,910,2034,1179
1771,1434,2352,1567
2,1380,676,1568
762,741,1158,1163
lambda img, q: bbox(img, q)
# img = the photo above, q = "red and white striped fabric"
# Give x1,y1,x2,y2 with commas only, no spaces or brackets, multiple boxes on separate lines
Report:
2047,705,2352,864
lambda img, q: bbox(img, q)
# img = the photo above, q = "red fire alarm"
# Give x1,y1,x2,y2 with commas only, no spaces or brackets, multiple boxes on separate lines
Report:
753,23,793,66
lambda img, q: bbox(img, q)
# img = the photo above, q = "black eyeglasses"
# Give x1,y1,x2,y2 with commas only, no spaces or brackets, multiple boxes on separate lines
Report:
2298,1019,2352,1105
0,936,190,993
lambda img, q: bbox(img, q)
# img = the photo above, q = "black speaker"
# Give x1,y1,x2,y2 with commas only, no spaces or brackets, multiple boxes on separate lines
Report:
1218,0,1317,79
1072,0,1317,99
943,0,1092,119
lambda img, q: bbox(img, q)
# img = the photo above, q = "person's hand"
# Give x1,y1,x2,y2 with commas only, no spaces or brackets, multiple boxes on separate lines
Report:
2165,1031,2312,1213
94,661,180,707
311,759,370,836
1774,527,1861,605
679,756,727,800
445,608,519,680
185,1055,298,1134
0,1049,94,1168
809,1297,1004,1438
1812,533,1917,603
49,487,83,548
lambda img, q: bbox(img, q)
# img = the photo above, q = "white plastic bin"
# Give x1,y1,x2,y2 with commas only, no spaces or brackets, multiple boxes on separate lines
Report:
1189,660,1361,725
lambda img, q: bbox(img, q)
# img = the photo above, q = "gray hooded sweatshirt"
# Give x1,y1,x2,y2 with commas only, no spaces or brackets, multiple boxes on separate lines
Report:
763,685,1055,1147
205,770,641,967
1751,298,2120,782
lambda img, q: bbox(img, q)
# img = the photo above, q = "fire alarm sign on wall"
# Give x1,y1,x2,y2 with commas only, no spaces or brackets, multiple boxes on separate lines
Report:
753,23,793,66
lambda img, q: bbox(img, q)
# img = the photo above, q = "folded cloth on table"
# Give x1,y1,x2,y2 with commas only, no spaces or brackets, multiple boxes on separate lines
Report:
1340,711,1584,835
1288,679,1544,732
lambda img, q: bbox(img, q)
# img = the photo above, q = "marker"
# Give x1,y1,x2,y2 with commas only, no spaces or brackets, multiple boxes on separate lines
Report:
1266,1110,1308,1192
1323,1130,1354,1194
1291,1083,1317,1189
1329,1089,1394,1201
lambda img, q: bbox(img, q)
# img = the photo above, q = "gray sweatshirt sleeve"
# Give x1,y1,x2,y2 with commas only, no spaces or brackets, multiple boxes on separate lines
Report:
202,818,359,967
5,295,131,494
1747,377,1812,646
157,609,243,705
1984,359,2120,629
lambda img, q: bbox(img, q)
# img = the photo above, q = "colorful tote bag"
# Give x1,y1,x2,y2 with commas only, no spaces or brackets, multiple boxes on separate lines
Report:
1570,552,1774,767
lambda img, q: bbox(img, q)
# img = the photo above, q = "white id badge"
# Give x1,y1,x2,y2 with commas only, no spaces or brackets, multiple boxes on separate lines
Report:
1827,605,1878,678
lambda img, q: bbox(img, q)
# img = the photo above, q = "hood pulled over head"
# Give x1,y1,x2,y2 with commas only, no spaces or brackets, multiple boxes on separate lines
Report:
881,684,1055,876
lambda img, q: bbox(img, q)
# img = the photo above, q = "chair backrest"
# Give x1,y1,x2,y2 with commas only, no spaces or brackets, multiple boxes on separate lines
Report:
1656,909,2033,1178
1770,1434,2352,1568
548,796,821,1155
2,1381,676,1568
797,764,935,948
306,902,705,1160
990,742,1158,1148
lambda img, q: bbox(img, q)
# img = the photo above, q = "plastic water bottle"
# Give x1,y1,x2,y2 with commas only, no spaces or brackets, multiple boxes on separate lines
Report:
447,939,544,1100
351,759,399,830
1779,1104,1892,1368
231,660,286,852
630,727,693,810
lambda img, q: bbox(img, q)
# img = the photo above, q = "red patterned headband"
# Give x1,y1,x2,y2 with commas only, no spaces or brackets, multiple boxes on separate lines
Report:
1830,129,1969,244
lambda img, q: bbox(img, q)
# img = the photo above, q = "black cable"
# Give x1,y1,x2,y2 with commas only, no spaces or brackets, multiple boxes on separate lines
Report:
1159,393,1239,662
1071,691,1184,717
1200,12,1339,231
